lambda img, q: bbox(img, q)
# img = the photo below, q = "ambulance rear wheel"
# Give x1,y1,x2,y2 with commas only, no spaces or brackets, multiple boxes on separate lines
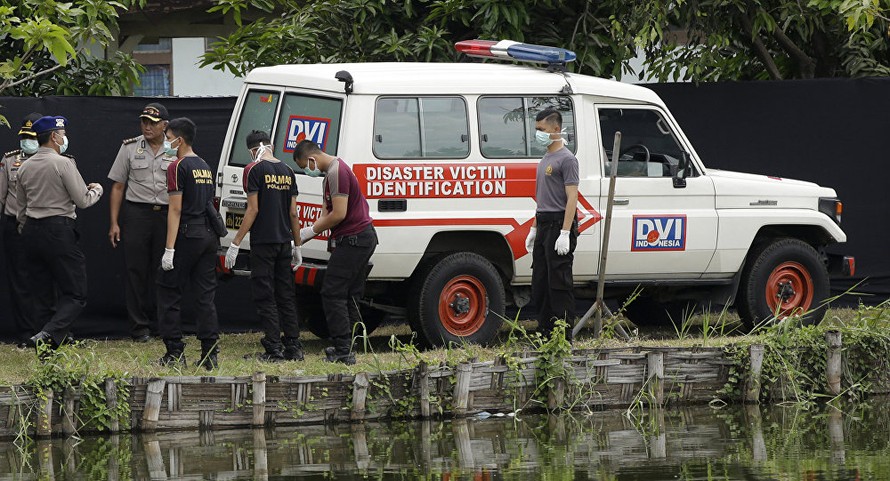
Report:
736,239,829,332
295,286,383,339
409,252,505,348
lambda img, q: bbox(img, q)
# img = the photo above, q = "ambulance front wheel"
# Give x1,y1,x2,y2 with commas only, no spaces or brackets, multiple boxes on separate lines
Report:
409,252,505,348
736,238,830,331
294,286,384,340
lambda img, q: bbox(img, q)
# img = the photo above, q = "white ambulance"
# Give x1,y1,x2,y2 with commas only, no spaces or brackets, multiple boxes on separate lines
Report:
215,40,853,346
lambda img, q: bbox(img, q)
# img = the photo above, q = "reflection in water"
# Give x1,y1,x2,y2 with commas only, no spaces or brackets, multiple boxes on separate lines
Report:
1,398,888,480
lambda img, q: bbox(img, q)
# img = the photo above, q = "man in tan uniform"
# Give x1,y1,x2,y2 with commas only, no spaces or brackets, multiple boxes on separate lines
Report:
107,103,173,342
0,112,42,346
16,116,104,350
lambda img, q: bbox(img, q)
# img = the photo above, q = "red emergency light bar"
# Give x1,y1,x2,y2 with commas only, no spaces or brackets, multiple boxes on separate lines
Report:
455,39,577,65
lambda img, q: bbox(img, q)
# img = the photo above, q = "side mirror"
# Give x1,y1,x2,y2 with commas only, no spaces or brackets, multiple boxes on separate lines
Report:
673,152,689,188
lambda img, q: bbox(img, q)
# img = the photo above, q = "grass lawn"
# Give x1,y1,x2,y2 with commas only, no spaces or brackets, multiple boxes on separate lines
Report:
0,306,872,386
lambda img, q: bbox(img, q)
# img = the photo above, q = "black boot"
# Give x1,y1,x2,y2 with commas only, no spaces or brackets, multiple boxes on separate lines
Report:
197,339,219,371
324,337,355,365
282,336,304,361
248,336,285,362
158,339,186,366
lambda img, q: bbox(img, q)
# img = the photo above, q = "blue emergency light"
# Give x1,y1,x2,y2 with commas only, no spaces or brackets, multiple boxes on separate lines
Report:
455,39,576,66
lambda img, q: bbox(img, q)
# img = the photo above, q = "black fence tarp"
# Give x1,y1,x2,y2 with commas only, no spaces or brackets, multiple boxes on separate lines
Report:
0,78,888,338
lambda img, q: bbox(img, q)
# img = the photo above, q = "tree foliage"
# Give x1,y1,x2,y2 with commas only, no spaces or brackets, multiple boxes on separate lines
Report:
0,0,145,125
202,0,890,83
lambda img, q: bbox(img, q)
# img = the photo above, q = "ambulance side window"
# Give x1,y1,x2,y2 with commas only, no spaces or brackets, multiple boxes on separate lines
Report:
599,107,691,178
274,94,343,172
478,96,575,158
373,97,469,159
227,90,279,168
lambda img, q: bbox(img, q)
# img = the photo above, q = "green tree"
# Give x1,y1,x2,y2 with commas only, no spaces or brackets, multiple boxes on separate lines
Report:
201,0,629,78
615,0,890,81
0,0,145,126
202,0,890,83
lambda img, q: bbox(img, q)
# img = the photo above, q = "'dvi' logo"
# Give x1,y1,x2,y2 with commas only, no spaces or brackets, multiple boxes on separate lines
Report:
282,115,331,153
632,215,687,251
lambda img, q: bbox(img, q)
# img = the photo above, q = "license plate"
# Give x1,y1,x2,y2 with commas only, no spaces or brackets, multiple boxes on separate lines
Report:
225,211,243,230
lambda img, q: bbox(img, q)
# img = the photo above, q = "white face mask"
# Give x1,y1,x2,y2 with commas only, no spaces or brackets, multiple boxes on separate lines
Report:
252,143,270,161
54,132,69,154
20,139,39,155
535,129,568,147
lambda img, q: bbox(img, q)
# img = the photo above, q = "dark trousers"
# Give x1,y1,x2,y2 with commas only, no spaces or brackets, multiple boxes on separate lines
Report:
122,202,167,337
3,216,37,341
250,242,300,348
21,216,88,341
322,226,377,343
531,212,578,331
156,223,219,342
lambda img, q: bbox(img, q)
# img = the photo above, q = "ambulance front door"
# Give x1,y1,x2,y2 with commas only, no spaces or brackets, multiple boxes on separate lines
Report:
596,106,717,280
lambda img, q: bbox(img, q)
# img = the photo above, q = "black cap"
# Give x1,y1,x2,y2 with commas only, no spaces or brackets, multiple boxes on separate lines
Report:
140,103,169,122
18,112,43,138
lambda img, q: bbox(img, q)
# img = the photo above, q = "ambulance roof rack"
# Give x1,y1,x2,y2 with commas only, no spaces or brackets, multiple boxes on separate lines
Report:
454,39,577,72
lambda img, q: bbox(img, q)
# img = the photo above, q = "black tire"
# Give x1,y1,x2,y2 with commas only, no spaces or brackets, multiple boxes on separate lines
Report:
408,252,505,348
295,286,383,339
623,295,698,327
736,239,829,331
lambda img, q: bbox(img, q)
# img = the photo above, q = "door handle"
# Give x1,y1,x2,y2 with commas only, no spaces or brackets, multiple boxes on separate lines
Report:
612,198,630,205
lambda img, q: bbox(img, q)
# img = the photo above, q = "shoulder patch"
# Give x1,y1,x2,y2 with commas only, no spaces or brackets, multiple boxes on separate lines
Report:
4,149,22,158
62,154,77,164
122,137,139,145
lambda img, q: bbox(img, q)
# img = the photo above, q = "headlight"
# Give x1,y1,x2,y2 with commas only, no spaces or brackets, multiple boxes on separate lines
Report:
818,197,842,225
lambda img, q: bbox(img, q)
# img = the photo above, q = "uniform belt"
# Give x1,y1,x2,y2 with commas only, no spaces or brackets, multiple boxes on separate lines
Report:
26,216,76,227
127,201,168,211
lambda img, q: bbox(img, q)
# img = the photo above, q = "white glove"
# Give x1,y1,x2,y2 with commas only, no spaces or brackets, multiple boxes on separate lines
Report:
555,230,570,256
225,243,240,269
291,244,303,271
88,183,104,197
161,248,175,271
300,225,317,244
525,227,536,253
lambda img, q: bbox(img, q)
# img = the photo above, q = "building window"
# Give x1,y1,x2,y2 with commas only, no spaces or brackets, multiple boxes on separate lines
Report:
134,65,171,96
134,38,172,53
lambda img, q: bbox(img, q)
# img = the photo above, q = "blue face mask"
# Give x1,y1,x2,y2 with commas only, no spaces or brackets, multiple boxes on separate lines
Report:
20,139,39,155
163,137,180,157
54,133,69,154
304,158,322,177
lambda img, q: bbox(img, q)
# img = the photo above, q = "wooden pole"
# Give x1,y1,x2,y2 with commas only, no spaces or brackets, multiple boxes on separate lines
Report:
745,344,765,403
62,387,76,436
36,389,53,438
453,363,472,416
142,379,166,432
351,372,369,421
252,372,266,427
825,330,843,395
547,378,566,410
418,362,430,418
648,351,665,406
105,378,119,433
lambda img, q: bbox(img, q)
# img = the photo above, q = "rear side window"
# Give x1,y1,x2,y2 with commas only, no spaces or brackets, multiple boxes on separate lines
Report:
227,90,342,171
478,96,575,158
227,90,279,168
373,97,469,159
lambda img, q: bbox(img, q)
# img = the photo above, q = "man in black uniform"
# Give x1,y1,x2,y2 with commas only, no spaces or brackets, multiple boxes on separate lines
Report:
225,130,304,362
293,140,377,365
525,108,579,340
107,103,173,342
0,112,42,346
156,118,220,369
15,116,104,350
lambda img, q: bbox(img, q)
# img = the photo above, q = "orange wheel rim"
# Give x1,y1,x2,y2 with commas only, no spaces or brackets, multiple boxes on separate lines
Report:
438,275,488,336
765,261,815,318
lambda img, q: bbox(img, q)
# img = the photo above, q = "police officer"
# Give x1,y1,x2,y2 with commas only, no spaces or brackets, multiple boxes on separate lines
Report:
156,117,220,370
16,116,104,350
0,112,43,346
225,130,304,362
293,139,377,365
107,103,172,342
525,108,579,339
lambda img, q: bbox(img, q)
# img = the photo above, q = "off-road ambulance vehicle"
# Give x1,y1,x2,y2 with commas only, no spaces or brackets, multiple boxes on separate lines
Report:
215,40,853,346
